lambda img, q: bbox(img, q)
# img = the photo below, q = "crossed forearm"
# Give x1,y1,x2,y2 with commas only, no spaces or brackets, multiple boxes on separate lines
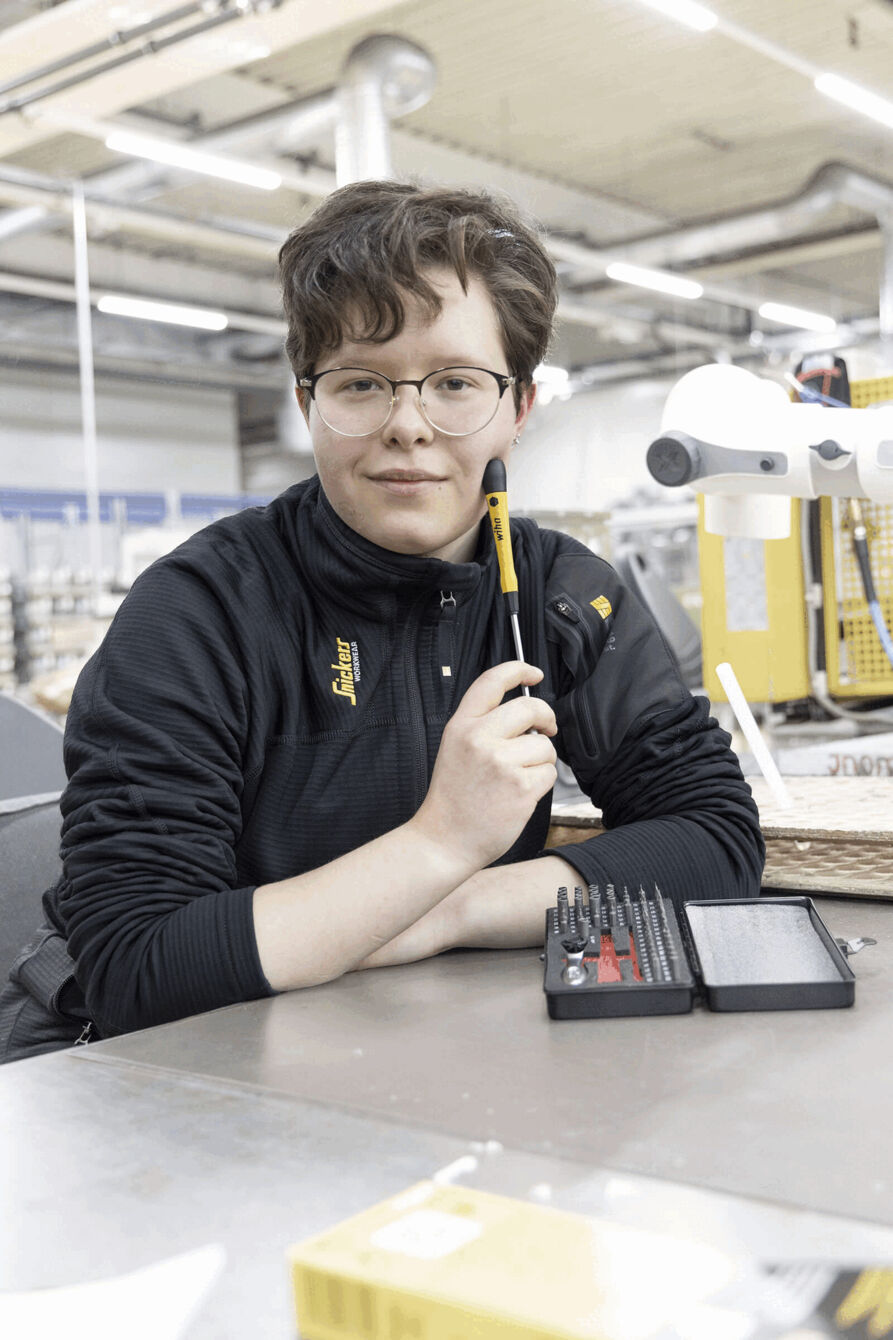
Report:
353,853,580,971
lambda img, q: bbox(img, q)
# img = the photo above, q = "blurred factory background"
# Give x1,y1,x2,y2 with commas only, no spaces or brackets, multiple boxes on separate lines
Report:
0,0,891,762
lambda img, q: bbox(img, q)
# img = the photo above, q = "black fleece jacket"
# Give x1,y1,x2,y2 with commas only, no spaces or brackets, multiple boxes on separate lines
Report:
44,478,763,1037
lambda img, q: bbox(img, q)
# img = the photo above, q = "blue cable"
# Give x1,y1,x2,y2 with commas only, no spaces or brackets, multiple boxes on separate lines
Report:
787,378,852,410
788,369,893,671
868,599,893,670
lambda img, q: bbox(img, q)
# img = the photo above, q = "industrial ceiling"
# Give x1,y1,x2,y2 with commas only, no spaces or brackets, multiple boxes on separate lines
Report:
0,0,891,391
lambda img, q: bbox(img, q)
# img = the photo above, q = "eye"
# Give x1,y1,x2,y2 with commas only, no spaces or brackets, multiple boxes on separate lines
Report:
332,376,387,395
435,375,473,393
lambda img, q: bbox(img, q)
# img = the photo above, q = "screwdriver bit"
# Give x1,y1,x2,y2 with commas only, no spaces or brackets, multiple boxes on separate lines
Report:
637,888,665,983
587,885,601,945
654,885,681,982
605,884,618,931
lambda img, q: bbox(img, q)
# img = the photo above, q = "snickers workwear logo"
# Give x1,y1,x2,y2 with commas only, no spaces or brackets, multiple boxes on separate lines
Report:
331,636,361,706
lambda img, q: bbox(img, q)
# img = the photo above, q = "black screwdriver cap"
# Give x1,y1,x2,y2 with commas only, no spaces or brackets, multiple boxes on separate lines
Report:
482,458,507,494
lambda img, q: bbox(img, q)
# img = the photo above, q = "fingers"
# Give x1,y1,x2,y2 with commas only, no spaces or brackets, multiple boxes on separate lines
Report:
511,754,559,800
491,693,557,739
457,660,546,720
503,731,558,769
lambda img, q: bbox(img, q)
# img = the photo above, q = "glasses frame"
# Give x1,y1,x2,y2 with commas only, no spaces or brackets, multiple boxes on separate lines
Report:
298,365,517,439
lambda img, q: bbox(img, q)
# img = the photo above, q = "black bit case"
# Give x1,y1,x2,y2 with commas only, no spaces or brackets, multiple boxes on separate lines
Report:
543,893,856,1020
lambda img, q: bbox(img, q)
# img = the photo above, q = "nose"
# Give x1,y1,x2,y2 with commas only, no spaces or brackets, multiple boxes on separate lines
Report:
383,384,435,446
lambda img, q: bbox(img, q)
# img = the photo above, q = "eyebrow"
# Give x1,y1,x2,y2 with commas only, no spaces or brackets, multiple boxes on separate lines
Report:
321,354,502,370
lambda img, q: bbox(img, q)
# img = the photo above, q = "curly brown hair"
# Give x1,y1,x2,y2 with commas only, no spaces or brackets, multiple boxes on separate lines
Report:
278,181,557,407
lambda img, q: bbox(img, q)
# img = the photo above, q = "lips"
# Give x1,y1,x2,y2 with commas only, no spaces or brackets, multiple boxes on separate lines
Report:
370,471,445,482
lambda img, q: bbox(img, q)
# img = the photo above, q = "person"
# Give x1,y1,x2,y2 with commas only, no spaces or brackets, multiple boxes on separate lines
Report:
0,181,764,1062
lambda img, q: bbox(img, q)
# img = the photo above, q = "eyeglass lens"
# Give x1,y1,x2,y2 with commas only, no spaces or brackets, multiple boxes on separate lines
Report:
313,368,502,437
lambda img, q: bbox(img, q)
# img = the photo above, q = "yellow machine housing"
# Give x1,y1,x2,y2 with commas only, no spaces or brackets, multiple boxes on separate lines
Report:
699,374,893,705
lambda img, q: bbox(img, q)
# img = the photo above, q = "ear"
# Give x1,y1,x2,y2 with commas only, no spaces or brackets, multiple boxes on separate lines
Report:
295,383,311,425
513,380,537,435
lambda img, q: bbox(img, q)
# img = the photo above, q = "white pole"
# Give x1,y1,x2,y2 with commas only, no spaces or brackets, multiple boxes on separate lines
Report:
715,661,793,810
71,183,102,614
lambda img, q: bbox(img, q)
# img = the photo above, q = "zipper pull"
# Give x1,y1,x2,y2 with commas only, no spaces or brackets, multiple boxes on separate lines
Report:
440,590,457,619
551,596,579,623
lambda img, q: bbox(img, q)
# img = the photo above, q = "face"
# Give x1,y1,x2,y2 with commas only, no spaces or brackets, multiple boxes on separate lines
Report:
298,267,536,564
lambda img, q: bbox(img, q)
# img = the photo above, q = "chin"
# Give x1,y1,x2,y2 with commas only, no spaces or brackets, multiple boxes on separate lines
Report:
378,526,449,557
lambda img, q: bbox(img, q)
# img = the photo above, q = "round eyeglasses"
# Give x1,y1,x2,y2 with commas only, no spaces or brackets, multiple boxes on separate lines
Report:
298,366,517,439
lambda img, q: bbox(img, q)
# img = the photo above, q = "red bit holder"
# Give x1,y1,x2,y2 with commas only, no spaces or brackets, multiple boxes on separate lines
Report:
587,934,643,984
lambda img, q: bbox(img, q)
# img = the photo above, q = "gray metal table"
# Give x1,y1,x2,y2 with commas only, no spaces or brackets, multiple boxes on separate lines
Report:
3,896,891,1337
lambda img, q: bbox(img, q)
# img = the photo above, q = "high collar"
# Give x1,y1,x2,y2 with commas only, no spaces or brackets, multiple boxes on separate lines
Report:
279,477,496,617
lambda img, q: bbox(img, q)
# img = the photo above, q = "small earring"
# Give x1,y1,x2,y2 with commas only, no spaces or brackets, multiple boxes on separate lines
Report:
512,435,520,446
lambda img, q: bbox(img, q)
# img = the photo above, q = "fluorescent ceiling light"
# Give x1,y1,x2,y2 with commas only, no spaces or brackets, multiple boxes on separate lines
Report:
97,294,229,331
105,130,282,190
606,262,704,300
814,73,893,131
758,301,837,334
638,0,718,33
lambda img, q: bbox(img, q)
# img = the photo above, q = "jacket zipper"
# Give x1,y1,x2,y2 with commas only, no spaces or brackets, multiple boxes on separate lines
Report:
438,591,457,695
403,592,431,808
547,594,600,755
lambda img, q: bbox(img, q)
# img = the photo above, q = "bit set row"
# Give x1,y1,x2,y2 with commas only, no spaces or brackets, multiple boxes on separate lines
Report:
543,882,695,1019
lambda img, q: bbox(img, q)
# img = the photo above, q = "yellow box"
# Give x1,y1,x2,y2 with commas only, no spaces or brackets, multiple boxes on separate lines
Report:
288,1180,738,1340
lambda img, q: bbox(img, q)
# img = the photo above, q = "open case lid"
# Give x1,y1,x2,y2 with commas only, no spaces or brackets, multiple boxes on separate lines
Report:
682,897,856,1012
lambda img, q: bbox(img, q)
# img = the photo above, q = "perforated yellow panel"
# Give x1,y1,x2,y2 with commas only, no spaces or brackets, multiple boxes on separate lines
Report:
850,374,893,408
699,497,810,703
822,375,893,697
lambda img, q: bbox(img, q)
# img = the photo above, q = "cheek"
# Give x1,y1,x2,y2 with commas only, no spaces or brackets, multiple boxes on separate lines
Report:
312,435,355,483
456,440,508,489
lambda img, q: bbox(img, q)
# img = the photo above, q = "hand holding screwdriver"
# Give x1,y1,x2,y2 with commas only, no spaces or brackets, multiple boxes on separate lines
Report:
483,458,530,697
413,660,558,871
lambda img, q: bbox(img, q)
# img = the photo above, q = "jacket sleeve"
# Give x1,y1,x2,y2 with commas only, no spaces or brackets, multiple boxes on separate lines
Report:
56,556,274,1037
543,546,765,906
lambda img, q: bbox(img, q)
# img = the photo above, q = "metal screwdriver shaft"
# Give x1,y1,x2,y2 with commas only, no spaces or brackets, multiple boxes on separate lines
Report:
483,458,529,697
587,884,601,946
637,887,665,983
654,885,681,983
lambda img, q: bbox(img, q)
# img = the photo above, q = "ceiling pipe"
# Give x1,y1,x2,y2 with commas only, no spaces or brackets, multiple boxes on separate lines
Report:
334,34,436,186
0,1,282,117
565,162,893,271
871,226,891,345
0,161,281,260
0,1,204,101
568,315,883,392
0,202,45,240
72,90,339,208
550,161,893,338
0,338,286,390
0,266,285,334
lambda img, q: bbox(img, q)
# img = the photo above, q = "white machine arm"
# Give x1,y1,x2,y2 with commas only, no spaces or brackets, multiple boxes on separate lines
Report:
647,364,893,537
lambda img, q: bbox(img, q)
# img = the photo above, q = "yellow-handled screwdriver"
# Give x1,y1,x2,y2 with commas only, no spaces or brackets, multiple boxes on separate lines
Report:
482,457,530,698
